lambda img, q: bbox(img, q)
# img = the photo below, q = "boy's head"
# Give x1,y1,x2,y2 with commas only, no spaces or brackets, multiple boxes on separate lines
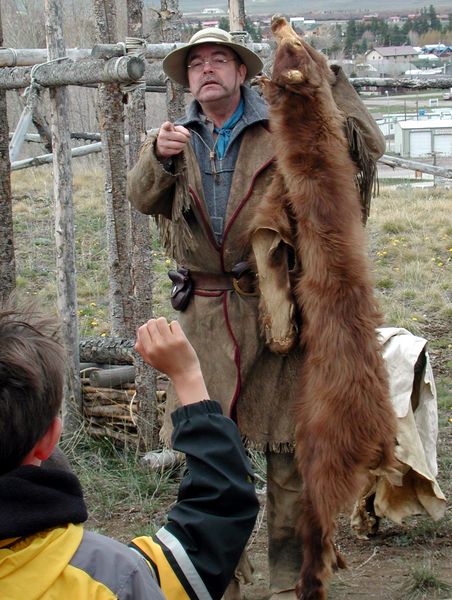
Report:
0,300,65,475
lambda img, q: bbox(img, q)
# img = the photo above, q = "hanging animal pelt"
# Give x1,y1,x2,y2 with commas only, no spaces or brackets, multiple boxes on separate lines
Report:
250,17,398,600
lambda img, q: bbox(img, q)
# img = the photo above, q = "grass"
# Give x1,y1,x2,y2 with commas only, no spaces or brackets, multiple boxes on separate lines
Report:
403,564,451,599
60,427,180,542
11,165,176,338
367,186,452,334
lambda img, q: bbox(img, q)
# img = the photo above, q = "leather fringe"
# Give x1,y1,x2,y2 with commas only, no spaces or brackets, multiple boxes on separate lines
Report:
156,153,193,264
240,436,295,453
345,117,379,225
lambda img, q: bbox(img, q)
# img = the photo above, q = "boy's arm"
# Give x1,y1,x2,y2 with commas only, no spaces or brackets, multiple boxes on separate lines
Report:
130,401,258,600
132,319,259,600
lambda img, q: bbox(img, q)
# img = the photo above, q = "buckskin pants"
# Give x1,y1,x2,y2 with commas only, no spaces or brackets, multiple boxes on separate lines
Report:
266,450,304,593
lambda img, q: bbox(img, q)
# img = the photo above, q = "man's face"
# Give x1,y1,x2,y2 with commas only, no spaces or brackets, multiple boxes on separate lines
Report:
187,43,247,106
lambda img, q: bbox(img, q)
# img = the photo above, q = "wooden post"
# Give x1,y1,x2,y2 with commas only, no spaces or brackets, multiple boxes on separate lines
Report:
228,0,245,32
161,0,185,121
0,5,15,304
126,0,159,450
93,0,135,338
44,0,82,434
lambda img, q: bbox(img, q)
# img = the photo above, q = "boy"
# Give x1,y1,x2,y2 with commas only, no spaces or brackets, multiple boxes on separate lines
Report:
0,302,259,599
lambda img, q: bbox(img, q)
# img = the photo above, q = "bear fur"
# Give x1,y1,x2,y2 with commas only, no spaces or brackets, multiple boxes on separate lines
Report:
251,16,398,600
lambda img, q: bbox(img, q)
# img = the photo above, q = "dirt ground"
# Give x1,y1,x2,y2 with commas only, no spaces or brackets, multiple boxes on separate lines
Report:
244,472,451,600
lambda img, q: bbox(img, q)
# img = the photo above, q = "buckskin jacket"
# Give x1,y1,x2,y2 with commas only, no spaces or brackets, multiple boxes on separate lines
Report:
0,401,258,600
127,72,385,451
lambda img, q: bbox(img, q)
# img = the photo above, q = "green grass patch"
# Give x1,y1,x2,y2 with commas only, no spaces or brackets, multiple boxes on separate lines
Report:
403,564,451,599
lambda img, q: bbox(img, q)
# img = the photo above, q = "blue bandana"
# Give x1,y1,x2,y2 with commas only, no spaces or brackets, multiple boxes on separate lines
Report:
213,97,244,159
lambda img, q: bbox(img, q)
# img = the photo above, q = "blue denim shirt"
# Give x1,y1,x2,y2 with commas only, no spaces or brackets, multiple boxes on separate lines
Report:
175,86,268,243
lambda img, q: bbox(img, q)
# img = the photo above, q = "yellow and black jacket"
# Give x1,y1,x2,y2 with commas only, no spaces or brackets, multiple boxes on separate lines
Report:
0,401,259,600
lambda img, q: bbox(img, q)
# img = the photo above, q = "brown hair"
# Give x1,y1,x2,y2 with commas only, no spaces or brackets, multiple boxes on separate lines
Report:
0,299,65,475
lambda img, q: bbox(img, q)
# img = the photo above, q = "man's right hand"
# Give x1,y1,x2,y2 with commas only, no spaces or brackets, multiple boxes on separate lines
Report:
156,121,191,159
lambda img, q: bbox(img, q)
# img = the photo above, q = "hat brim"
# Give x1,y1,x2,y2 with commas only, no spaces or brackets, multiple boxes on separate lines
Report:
162,38,264,87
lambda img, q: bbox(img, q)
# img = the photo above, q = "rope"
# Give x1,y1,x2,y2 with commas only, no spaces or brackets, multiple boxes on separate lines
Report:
121,37,147,93
6,47,18,67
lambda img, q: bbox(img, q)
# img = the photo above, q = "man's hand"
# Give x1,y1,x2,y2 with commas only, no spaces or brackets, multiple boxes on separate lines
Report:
135,317,209,406
156,121,191,159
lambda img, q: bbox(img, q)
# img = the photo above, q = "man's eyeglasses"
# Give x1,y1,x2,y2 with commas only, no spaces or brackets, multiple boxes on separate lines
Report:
187,57,237,73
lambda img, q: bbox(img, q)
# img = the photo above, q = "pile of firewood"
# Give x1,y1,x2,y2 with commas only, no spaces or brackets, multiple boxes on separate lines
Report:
80,363,168,449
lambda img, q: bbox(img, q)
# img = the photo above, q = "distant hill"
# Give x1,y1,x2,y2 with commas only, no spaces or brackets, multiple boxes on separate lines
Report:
176,0,452,17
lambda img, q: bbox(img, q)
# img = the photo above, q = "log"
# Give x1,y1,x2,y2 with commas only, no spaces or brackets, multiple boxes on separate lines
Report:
0,47,91,67
0,6,16,303
142,449,183,470
91,41,272,60
0,42,272,67
84,403,136,416
351,76,452,90
10,132,130,142
379,153,452,179
83,385,135,400
79,337,134,364
84,405,136,420
89,365,135,388
45,0,81,435
11,142,102,171
86,424,138,444
0,55,145,90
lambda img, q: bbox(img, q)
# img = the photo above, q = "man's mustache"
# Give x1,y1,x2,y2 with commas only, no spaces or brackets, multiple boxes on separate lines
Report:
199,76,223,88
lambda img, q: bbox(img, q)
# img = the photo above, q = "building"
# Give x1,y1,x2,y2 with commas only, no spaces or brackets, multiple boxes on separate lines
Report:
393,119,452,157
201,7,223,14
365,46,419,63
365,46,420,77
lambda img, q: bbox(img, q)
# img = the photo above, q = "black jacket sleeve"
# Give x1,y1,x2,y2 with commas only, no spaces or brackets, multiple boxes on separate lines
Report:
157,400,259,600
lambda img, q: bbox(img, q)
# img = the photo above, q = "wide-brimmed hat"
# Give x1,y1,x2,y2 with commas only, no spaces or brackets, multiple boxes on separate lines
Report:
162,28,263,87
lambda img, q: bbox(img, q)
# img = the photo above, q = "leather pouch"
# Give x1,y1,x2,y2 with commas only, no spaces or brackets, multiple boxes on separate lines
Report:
168,267,193,311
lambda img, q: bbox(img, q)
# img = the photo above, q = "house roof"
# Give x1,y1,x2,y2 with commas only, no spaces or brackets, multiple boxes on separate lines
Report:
366,46,419,57
396,119,452,129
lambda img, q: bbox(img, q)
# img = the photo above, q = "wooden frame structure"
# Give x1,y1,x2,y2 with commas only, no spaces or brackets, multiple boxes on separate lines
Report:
1,0,451,449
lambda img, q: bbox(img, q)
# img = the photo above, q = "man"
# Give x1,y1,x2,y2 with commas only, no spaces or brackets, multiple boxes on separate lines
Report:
127,27,385,599
0,301,259,599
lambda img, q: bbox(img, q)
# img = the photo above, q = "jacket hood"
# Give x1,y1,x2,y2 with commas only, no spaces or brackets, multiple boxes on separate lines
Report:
0,465,87,539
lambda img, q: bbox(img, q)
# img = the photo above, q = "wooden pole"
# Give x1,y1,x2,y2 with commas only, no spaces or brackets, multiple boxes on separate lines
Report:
379,154,452,178
0,47,90,66
94,0,135,339
44,0,82,434
0,5,16,304
11,142,102,171
161,0,185,121
0,42,271,67
0,55,145,90
228,0,245,32
127,0,159,450
349,76,452,90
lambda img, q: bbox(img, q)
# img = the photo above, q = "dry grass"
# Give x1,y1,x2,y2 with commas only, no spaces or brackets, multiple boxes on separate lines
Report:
11,164,175,338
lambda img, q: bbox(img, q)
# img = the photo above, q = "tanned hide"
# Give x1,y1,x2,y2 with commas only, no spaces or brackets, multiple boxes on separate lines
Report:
251,17,398,600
